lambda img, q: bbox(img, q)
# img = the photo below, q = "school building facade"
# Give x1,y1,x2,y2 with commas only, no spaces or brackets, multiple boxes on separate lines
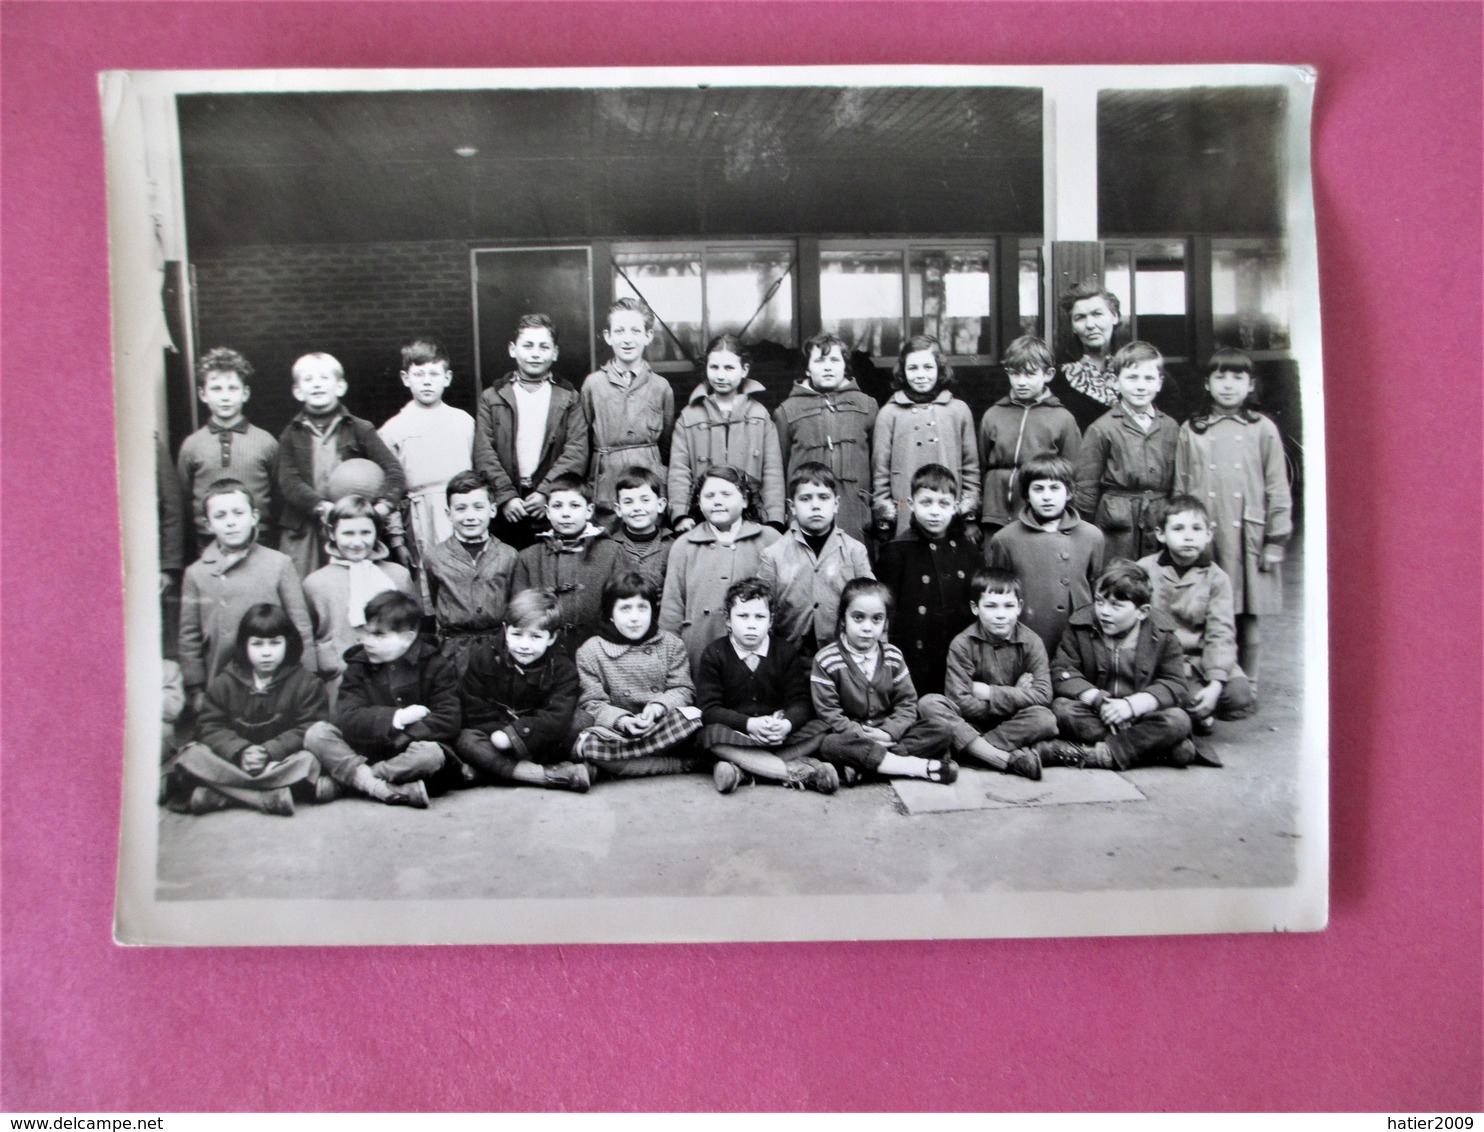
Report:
113,74,1308,496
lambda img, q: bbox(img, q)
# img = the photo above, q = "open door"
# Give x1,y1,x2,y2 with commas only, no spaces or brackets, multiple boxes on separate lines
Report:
471,246,594,396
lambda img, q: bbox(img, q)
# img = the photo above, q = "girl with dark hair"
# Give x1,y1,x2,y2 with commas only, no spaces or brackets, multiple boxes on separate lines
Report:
572,572,703,777
167,604,330,815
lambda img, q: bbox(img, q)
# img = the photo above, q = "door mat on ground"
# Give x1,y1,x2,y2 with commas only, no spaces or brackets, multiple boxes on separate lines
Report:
892,766,1147,815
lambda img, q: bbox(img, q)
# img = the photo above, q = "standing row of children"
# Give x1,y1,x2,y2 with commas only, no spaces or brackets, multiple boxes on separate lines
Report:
161,287,1291,814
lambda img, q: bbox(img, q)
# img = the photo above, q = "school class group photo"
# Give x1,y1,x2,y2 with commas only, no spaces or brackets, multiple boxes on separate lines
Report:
156,276,1292,820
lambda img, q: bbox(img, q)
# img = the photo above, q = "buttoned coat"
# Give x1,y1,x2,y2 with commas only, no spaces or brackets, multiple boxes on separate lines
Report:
195,660,330,765
874,518,981,695
659,520,781,667
335,636,462,761
277,409,406,538
511,528,623,654
986,506,1105,655
1073,405,1180,560
773,379,878,540
472,373,590,508
1172,411,1292,615
576,631,695,730
756,525,874,646
581,361,674,504
871,389,981,534
422,535,519,637
668,381,786,525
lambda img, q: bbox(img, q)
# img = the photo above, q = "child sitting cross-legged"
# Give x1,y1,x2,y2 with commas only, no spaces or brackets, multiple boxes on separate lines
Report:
304,590,461,808
696,579,836,795
169,604,330,816
874,463,982,696
918,569,1058,781
454,588,591,793
573,573,704,780
1138,495,1253,754
811,578,958,786
1037,560,1198,771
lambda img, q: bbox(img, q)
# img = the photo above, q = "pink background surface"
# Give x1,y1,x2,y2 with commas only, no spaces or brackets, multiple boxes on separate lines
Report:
2,1,1479,1112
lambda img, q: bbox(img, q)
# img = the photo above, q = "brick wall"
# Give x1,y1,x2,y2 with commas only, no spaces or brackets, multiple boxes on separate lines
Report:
189,240,477,441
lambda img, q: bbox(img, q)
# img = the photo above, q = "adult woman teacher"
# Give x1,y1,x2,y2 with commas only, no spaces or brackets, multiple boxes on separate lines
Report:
1054,277,1126,431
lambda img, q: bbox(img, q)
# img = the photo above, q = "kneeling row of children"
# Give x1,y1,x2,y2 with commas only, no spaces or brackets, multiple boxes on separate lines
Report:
166,541,1217,815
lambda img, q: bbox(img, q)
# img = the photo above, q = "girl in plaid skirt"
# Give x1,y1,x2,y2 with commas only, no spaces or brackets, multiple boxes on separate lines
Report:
573,572,704,779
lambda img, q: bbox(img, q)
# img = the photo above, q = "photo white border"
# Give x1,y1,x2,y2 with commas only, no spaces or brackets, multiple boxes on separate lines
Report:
110,64,1327,946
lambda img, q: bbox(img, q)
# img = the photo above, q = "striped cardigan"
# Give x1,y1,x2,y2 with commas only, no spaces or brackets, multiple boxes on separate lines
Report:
809,640,919,741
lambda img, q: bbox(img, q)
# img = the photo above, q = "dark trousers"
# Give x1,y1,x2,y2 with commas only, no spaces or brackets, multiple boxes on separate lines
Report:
1051,698,1191,767
1186,665,1256,720
305,721,456,788
819,716,952,773
918,694,1058,753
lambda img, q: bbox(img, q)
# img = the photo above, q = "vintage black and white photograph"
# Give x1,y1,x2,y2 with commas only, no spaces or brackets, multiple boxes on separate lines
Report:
108,64,1327,945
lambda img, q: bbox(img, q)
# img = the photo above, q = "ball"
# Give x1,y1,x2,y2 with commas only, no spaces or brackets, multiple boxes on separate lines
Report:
326,458,385,502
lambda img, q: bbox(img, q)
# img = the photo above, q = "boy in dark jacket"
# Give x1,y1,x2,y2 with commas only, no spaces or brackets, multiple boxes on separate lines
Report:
874,463,982,695
1038,560,1200,771
510,473,622,656
454,588,590,792
304,591,459,807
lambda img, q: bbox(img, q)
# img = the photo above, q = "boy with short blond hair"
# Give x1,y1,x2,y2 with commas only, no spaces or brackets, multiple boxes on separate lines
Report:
582,298,674,510
473,314,590,550
177,347,280,553
918,568,1057,780
277,351,407,579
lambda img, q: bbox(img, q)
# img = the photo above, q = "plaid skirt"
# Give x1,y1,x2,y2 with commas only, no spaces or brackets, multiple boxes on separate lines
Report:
578,709,703,763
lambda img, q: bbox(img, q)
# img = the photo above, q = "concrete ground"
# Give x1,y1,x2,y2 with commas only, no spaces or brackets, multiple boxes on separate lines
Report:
156,539,1309,902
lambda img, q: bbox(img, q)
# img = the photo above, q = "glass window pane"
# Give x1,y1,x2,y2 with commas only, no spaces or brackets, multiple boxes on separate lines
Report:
909,248,993,355
1018,240,1043,340
820,250,904,358
704,248,796,352
1212,239,1290,352
613,251,703,363
1103,246,1133,329
1132,240,1187,359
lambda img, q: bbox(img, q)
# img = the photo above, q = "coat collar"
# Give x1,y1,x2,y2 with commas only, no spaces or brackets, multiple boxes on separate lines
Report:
1189,407,1262,433
343,635,438,668
600,359,657,388
687,378,766,406
1014,504,1084,533
492,372,575,403
684,519,766,545
993,391,1066,410
786,378,863,400
963,619,1038,647
888,387,953,408
1068,604,1178,634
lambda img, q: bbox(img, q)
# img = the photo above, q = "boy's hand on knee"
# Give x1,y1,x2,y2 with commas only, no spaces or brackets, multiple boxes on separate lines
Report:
861,725,892,744
490,731,513,751
971,681,995,701
240,745,268,773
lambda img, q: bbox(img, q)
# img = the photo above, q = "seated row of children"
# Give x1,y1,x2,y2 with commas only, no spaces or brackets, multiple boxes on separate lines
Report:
165,454,1236,813
169,298,1289,690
